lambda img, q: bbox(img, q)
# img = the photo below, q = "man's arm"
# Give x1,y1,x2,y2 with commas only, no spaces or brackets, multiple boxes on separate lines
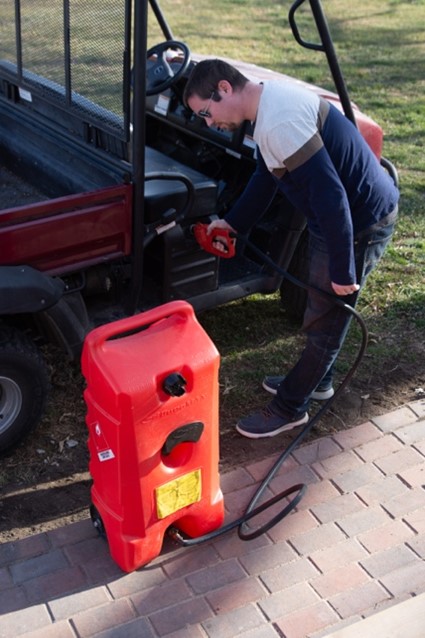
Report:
224,153,277,233
286,145,358,288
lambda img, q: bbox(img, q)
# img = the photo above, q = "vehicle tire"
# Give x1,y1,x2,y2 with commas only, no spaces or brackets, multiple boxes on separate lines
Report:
0,325,49,454
279,229,309,323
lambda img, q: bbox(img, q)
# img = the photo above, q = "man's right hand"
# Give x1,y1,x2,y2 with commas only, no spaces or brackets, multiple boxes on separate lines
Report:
207,220,236,254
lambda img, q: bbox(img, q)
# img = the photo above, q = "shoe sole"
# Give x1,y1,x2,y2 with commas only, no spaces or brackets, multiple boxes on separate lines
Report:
262,380,334,401
236,413,309,439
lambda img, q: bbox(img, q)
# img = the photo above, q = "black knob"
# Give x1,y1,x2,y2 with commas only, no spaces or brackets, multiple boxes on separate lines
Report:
162,372,187,397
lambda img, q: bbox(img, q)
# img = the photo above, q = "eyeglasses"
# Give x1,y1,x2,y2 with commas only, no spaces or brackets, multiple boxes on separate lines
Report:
197,91,215,119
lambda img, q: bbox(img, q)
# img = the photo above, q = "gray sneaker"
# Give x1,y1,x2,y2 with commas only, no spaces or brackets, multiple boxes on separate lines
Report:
236,405,309,439
262,375,334,401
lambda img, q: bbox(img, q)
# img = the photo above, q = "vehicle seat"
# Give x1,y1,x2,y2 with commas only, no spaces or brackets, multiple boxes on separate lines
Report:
144,146,217,222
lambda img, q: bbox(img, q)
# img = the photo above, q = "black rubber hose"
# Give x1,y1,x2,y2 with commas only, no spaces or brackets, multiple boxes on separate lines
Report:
169,234,368,546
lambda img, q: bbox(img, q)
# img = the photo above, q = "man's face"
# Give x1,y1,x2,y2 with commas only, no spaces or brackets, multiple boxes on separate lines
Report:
188,84,243,132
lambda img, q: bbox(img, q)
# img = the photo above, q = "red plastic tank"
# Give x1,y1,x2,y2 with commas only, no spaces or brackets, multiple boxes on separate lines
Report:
81,300,224,572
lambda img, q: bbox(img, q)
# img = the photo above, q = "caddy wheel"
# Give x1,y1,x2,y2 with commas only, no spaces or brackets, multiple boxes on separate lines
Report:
90,504,106,538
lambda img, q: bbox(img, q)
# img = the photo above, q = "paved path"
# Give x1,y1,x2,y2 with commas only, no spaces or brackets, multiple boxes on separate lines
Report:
1,400,424,638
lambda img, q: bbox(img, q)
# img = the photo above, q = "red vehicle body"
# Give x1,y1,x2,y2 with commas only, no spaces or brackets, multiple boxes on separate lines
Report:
0,0,396,453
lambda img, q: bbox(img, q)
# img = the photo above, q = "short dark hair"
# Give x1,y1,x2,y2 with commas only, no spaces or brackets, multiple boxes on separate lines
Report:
183,59,249,108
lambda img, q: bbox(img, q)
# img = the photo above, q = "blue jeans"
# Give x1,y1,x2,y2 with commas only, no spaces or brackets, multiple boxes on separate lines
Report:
271,207,398,419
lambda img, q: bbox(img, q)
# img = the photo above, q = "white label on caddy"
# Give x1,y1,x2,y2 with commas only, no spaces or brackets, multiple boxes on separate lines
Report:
98,449,115,462
93,422,115,461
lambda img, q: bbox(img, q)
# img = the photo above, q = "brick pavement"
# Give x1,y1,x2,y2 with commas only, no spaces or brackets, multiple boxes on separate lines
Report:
1,399,424,638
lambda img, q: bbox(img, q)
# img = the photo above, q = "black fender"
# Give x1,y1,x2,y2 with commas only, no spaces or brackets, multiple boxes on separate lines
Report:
40,292,90,360
0,265,65,313
0,266,89,359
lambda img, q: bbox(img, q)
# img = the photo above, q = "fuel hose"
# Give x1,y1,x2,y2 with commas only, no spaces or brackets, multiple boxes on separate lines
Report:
168,232,368,547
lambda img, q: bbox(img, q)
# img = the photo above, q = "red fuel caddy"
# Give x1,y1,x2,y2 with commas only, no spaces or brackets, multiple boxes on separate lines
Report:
82,300,224,572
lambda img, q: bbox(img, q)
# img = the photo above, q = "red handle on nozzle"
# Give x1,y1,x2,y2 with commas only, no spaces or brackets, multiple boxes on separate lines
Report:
193,223,236,258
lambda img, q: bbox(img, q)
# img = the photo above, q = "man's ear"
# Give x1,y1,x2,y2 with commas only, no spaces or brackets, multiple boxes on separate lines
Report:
217,79,232,95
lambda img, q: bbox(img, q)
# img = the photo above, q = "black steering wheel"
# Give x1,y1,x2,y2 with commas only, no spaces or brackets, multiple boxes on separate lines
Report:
146,40,191,96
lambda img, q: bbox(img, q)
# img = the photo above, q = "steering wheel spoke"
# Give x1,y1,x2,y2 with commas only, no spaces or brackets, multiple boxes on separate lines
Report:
146,40,191,96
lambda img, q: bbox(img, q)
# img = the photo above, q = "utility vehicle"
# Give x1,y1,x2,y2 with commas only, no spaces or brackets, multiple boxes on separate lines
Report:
0,0,397,453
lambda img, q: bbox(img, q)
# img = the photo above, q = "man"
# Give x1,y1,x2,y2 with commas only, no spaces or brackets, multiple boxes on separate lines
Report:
183,59,399,439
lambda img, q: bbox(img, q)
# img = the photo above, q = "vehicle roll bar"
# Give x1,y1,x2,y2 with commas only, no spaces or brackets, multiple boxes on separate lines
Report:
289,0,357,127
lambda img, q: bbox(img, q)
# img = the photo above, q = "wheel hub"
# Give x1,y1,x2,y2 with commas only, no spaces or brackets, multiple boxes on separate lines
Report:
0,376,23,435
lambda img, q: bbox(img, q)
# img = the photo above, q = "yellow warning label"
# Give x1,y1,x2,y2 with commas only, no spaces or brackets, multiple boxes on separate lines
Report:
155,469,202,519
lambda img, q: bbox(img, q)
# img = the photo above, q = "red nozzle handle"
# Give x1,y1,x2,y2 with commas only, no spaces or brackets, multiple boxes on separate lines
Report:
193,223,236,258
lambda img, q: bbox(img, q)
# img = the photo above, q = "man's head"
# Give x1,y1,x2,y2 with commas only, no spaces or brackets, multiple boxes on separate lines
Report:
183,59,251,131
